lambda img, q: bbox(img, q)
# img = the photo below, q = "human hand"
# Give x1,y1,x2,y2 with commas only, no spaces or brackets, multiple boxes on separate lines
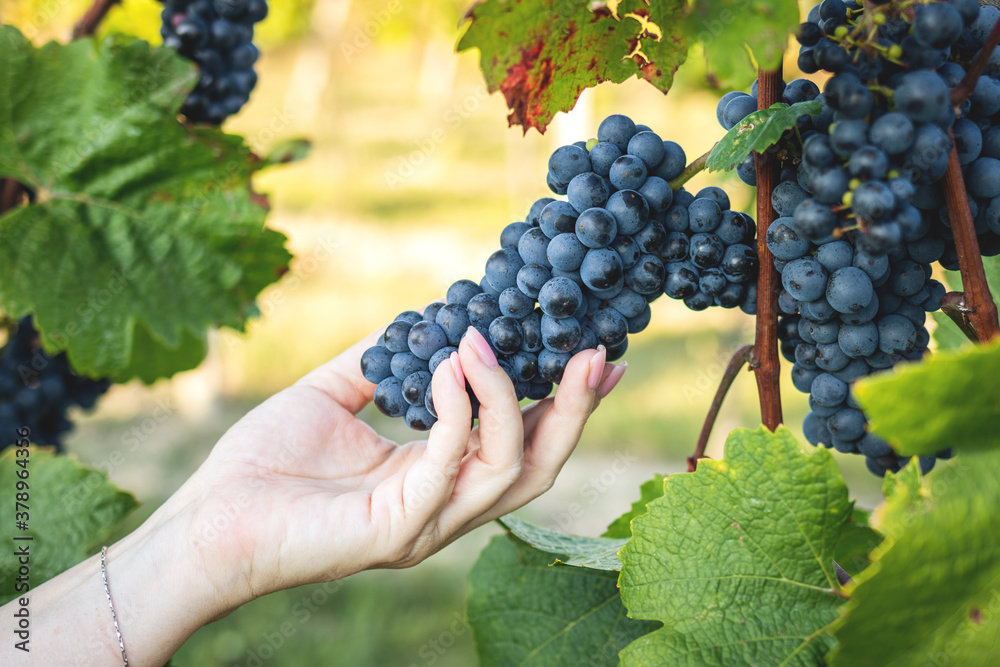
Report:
168,323,626,611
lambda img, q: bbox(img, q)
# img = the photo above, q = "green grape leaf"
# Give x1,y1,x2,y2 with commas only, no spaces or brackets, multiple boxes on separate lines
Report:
468,534,660,667
831,450,1000,666
0,27,291,382
499,515,627,570
833,513,881,579
118,323,208,384
869,460,925,553
853,340,1000,456
618,426,850,666
706,101,823,173
603,473,665,538
457,0,689,134
683,0,799,85
0,447,138,605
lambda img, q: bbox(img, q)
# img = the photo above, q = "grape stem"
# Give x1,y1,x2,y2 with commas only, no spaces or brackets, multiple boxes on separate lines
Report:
687,344,755,472
753,67,784,431
72,0,121,39
950,18,1000,106
941,291,982,342
942,143,1000,342
667,144,716,191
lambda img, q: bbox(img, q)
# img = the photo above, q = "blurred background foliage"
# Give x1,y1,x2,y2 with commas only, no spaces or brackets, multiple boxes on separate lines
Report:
0,0,893,664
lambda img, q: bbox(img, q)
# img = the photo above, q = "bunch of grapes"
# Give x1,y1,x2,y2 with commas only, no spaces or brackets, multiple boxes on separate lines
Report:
159,0,268,125
0,318,111,451
360,114,758,431
717,0,1000,475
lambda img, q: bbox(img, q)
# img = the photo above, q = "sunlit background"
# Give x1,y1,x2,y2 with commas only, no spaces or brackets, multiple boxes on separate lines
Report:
0,0,898,664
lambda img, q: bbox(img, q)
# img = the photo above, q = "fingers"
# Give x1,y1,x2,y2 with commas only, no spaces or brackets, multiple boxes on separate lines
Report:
394,354,471,529
460,327,524,470
430,327,531,534
469,349,627,527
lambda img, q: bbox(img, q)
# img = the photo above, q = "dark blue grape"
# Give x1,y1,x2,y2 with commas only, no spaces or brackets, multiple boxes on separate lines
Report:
766,220,810,261
877,314,916,354
652,141,686,181
605,189,649,236
538,277,584,319
361,346,394,384
501,222,531,249
597,114,637,152
549,144,592,184
485,248,525,292
782,258,828,301
383,320,413,353
609,155,648,191
446,279,481,307
838,322,878,358
589,142,623,176
580,248,624,291
467,293,502,327
567,172,611,213
374,377,407,417
575,207,618,249
518,226,552,269
689,233,725,269
721,244,758,283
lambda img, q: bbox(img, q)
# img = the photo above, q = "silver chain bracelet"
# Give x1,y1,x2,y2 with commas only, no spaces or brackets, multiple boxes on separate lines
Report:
100,546,129,666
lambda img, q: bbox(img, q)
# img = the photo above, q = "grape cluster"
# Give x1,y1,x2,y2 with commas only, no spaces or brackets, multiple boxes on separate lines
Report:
718,0,1000,475
0,318,111,451
159,0,268,125
360,114,757,430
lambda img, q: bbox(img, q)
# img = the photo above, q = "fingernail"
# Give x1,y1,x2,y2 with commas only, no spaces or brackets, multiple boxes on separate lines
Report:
597,362,627,399
449,351,465,387
464,326,499,369
587,345,607,392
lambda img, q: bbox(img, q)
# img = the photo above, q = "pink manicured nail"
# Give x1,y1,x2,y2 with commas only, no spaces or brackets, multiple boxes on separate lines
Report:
464,326,499,369
597,362,627,399
449,351,465,387
587,346,607,392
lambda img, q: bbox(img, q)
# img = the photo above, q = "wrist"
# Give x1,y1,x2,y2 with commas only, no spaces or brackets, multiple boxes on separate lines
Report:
98,498,246,663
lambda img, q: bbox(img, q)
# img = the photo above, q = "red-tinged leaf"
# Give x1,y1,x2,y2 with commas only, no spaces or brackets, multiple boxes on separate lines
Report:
458,0,688,134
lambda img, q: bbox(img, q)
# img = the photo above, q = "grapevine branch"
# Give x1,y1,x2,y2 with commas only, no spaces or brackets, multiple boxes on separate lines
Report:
668,144,715,191
942,143,1000,342
72,0,121,39
951,18,1000,105
687,344,755,472
752,67,784,431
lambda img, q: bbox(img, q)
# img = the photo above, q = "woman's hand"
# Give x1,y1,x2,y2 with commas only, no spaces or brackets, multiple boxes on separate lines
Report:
177,324,626,607
3,324,625,667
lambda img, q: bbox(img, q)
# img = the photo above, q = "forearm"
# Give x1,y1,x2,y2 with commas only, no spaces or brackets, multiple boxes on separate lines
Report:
1,497,243,666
